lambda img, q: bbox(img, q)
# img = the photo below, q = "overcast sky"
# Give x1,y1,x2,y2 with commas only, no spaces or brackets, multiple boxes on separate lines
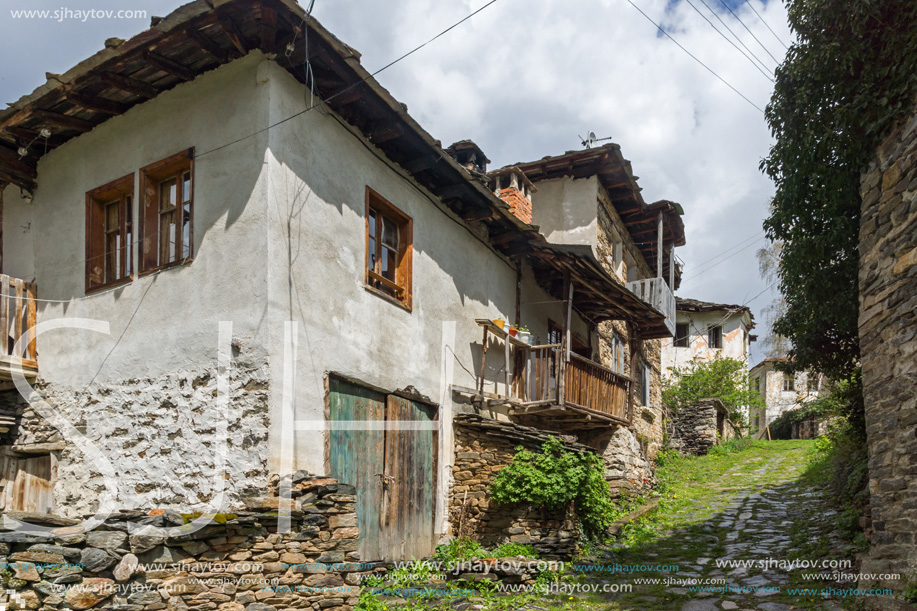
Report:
0,0,792,366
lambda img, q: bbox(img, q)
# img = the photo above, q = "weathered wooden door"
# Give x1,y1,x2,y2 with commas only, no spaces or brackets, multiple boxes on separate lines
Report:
0,451,54,513
328,378,386,562
382,395,436,560
328,378,437,561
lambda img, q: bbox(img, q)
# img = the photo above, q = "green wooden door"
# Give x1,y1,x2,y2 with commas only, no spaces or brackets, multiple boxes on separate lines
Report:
328,378,437,561
328,378,386,562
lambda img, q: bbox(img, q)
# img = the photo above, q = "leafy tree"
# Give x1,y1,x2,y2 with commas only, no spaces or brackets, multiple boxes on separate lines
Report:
761,0,917,383
663,356,763,425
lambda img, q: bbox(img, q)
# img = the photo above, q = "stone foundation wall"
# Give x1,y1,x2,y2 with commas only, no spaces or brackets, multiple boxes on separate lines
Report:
449,415,583,559
0,358,271,517
858,105,917,582
581,426,655,498
669,398,736,456
0,478,364,611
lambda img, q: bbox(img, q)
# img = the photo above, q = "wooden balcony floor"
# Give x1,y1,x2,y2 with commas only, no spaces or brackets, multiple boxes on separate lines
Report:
509,400,630,431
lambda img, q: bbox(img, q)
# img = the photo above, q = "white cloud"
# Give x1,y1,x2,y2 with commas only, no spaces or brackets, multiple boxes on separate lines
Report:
0,0,793,363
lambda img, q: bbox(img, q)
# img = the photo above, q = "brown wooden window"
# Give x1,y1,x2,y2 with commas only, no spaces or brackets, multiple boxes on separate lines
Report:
140,149,194,274
86,174,134,292
365,188,412,309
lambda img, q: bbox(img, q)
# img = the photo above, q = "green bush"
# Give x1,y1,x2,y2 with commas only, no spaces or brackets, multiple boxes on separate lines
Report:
490,436,615,538
433,538,488,563
492,542,539,559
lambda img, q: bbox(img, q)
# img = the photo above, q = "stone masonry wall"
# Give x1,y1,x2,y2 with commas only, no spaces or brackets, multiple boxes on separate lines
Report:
858,105,917,583
449,415,583,559
0,478,365,611
669,398,736,456
0,358,270,517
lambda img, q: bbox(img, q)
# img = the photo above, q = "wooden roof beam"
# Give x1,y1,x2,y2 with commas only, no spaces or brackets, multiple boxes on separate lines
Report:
143,50,196,81
260,5,277,52
32,110,95,132
99,71,159,99
187,28,230,63
217,12,248,56
67,92,130,115
369,123,403,145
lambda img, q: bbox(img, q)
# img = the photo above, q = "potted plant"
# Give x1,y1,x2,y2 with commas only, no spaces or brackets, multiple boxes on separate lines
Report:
508,326,518,337
492,317,505,329
516,325,531,342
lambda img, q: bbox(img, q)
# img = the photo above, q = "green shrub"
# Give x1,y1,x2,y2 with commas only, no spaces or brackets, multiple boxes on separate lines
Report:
490,437,615,538
433,538,488,563
491,542,539,558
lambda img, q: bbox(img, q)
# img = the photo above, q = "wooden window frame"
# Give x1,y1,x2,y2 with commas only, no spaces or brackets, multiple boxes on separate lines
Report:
707,324,723,349
364,187,412,310
85,173,134,293
674,322,689,348
139,148,194,275
783,376,795,392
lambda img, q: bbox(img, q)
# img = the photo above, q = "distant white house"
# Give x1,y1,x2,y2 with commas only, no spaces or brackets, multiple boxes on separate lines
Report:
661,297,756,378
748,358,823,432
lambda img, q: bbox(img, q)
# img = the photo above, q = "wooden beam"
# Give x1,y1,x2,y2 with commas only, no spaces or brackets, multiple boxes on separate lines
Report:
369,123,403,144
401,155,439,174
67,92,130,115
188,28,230,63
260,5,277,52
328,85,365,106
99,71,159,99
32,110,94,132
143,51,196,81
0,145,39,180
437,183,468,202
218,13,248,56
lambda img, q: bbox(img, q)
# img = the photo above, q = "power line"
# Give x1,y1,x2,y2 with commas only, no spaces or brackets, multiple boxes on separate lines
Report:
624,0,765,114
683,0,773,82
695,0,776,73
683,235,767,280
691,230,764,269
742,0,789,50
195,0,500,161
717,0,782,65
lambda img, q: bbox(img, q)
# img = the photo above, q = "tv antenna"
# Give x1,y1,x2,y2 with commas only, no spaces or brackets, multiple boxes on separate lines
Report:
579,131,613,148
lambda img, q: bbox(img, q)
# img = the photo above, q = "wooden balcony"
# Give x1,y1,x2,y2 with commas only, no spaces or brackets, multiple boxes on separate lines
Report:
464,320,631,431
0,276,38,381
626,277,676,337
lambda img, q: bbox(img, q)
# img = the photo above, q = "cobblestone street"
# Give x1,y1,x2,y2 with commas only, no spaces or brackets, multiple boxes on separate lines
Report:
579,441,853,611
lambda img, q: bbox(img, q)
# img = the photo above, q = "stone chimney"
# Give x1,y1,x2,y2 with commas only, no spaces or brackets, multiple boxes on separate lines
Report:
445,140,490,175
490,167,535,225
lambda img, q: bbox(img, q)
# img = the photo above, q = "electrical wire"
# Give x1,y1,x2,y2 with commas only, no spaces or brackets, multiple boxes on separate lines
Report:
718,0,782,64
689,230,764,269
684,0,774,81
682,236,767,280
624,0,765,113
194,0,500,162
695,0,776,72
742,0,789,50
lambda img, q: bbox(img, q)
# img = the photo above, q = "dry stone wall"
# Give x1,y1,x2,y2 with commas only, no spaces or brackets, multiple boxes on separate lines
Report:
669,398,737,456
0,358,271,517
0,477,365,611
449,415,583,559
858,106,917,583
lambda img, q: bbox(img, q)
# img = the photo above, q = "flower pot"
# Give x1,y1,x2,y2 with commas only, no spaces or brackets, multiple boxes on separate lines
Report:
508,327,518,337
492,319,505,329
517,331,531,342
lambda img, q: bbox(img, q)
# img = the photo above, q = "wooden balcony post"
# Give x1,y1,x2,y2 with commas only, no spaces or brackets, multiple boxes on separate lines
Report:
559,271,572,406
657,213,663,279
669,246,675,289
628,324,637,423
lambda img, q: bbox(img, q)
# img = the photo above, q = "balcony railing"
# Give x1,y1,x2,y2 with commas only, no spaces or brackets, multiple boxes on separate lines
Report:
626,277,676,337
0,275,38,380
469,320,631,430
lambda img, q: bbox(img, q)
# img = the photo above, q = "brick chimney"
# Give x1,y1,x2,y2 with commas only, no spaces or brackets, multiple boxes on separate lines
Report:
490,167,535,225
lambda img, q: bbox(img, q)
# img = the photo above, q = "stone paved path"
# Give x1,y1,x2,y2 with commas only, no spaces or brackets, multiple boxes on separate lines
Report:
578,441,850,611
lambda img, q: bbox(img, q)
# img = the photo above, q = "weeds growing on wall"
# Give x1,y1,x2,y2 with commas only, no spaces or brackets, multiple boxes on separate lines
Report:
489,437,616,539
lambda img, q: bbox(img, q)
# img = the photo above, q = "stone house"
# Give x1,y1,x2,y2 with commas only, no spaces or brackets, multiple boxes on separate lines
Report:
661,297,756,377
858,101,917,587
748,358,822,433
0,0,684,562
